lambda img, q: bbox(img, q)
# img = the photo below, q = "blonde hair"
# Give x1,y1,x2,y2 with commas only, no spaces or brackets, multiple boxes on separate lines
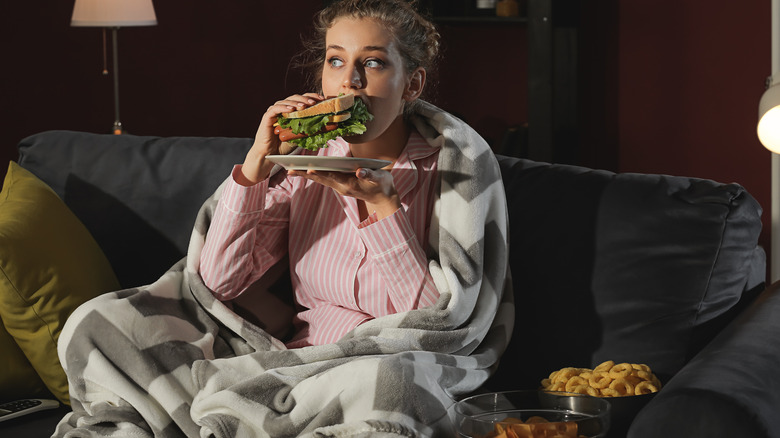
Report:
294,0,441,115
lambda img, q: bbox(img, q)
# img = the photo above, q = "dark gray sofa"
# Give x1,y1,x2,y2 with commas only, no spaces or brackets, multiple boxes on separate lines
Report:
2,130,777,437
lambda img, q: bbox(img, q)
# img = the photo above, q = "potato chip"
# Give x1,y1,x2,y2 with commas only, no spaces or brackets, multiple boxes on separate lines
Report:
480,416,585,438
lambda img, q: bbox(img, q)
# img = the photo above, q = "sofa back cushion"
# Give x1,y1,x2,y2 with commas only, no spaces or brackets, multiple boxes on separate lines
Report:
17,130,252,288
0,162,121,404
488,156,765,390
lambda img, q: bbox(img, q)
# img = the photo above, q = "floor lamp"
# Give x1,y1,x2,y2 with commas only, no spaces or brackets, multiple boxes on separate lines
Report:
71,0,157,135
758,0,780,283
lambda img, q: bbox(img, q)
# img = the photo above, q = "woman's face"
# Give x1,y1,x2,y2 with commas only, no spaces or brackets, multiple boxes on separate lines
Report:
321,17,422,144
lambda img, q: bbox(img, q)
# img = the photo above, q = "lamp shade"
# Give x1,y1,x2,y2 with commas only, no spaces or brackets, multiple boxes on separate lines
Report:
71,0,157,27
758,83,780,154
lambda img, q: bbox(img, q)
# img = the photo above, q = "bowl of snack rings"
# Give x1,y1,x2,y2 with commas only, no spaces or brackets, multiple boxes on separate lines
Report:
453,390,611,438
540,360,663,437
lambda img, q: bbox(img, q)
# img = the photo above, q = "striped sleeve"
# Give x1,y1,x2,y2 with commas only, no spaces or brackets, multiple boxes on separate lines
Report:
199,165,289,301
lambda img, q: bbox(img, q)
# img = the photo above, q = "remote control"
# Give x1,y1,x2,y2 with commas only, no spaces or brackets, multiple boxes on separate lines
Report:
0,399,59,422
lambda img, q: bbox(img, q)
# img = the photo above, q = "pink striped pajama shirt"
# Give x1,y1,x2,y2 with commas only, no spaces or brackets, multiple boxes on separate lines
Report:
199,132,440,348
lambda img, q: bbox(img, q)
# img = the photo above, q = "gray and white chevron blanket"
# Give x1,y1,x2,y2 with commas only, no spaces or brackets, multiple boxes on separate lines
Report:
53,101,513,438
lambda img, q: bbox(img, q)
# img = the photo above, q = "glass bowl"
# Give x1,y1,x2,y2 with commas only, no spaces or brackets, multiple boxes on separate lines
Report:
454,390,611,438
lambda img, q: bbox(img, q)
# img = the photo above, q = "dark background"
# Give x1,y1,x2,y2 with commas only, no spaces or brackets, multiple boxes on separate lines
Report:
0,0,772,271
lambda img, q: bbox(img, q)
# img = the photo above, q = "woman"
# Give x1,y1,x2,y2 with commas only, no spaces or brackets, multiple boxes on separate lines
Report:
200,0,442,348
55,1,511,436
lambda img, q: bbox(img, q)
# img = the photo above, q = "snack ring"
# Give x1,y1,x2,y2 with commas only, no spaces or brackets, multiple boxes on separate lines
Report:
608,362,633,379
593,360,614,373
635,381,659,395
564,376,588,392
600,387,620,397
541,361,662,398
553,367,580,383
609,378,634,396
588,372,611,389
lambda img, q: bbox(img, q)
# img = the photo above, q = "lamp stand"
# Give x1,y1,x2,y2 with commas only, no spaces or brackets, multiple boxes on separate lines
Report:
773,154,779,282
111,27,123,135
772,0,779,282
70,0,157,135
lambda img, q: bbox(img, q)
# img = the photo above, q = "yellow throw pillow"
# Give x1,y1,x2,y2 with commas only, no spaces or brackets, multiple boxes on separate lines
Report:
0,162,120,405
0,314,50,403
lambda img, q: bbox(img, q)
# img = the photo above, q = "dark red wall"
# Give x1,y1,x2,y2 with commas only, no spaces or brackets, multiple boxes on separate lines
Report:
1,1,525,165
1,0,773,274
616,1,772,269
434,22,528,147
1,0,321,162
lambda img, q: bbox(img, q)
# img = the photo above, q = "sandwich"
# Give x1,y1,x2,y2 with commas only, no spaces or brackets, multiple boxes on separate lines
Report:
274,94,374,151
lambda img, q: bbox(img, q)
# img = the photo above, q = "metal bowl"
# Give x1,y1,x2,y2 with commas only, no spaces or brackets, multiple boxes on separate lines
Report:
454,390,611,438
603,392,656,437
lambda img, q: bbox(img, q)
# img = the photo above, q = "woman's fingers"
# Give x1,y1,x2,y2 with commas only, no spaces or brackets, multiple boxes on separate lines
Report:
270,94,325,114
258,93,326,146
288,168,400,219
242,93,326,185
287,168,392,201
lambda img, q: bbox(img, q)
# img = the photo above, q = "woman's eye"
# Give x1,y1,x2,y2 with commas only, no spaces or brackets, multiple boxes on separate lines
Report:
365,59,384,69
328,57,344,68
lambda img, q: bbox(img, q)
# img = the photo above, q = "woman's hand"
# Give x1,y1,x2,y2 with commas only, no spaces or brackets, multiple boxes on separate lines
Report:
238,93,324,186
288,167,401,220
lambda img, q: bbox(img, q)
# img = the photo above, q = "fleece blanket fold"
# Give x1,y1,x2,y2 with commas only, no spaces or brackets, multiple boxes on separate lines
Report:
53,101,513,438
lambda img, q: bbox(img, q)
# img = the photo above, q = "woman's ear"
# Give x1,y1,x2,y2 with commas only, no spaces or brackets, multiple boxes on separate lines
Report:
404,67,426,102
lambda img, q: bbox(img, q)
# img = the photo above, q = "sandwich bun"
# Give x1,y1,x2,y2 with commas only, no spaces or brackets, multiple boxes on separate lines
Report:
281,94,355,119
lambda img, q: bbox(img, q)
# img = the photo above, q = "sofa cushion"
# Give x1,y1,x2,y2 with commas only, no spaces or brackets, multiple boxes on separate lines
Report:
488,156,765,391
591,171,765,377
17,131,253,288
0,162,121,404
0,315,50,403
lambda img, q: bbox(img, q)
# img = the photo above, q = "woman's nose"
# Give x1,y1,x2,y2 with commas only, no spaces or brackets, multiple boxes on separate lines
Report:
343,67,362,89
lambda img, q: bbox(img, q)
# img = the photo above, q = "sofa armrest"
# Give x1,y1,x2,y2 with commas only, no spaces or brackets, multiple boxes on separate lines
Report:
628,280,780,438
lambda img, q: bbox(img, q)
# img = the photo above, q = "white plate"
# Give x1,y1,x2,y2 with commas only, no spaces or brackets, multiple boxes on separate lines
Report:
266,155,391,172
